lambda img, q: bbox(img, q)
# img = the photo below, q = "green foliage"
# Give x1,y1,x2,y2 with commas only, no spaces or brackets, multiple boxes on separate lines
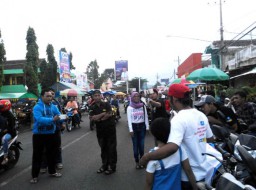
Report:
153,81,161,88
47,44,57,84
69,52,75,70
226,85,256,102
40,59,52,89
95,72,108,89
24,27,39,96
86,60,99,84
0,29,6,91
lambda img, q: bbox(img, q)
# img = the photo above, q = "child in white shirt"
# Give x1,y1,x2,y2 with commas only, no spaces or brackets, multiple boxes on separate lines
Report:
145,117,198,190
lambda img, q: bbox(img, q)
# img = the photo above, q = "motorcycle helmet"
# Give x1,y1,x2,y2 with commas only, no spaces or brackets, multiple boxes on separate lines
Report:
0,99,12,112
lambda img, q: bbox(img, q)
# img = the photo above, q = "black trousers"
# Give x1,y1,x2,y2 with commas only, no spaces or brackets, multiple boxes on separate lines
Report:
96,125,117,170
41,129,62,168
32,134,58,178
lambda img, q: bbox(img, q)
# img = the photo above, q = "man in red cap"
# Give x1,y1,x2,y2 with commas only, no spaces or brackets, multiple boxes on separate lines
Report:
140,84,214,189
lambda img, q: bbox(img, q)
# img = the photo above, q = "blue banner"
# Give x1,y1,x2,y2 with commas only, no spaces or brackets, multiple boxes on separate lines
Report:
115,60,128,81
59,51,71,83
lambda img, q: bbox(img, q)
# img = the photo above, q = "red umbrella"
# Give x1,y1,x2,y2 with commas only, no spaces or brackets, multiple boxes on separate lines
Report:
67,89,78,96
60,89,78,97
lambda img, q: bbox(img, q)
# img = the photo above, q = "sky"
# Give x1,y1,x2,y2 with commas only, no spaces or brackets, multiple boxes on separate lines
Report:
1,0,256,85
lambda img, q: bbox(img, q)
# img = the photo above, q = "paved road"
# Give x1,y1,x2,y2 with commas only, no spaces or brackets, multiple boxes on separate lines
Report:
0,105,155,190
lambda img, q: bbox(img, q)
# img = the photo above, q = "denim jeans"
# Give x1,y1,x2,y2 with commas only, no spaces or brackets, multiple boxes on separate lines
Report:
2,133,12,155
73,113,80,125
131,123,146,163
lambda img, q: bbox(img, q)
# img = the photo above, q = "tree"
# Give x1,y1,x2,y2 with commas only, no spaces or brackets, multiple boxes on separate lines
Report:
153,81,161,88
86,60,99,86
46,44,58,84
95,72,108,89
24,27,39,96
69,52,75,70
0,30,6,91
129,77,148,92
39,59,51,89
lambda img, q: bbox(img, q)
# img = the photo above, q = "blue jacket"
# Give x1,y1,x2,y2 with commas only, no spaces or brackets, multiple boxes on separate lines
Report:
33,99,60,134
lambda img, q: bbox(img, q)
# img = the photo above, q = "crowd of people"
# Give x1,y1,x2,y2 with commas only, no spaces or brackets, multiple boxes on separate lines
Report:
1,84,256,189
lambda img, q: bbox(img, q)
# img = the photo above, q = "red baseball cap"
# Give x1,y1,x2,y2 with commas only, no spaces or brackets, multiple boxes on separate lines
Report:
168,84,190,98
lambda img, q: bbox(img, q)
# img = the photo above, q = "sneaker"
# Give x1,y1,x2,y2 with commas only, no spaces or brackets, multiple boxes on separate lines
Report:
40,168,47,174
56,163,63,169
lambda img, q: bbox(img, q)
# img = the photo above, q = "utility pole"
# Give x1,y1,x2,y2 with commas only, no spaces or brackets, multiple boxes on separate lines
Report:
219,0,225,70
173,56,180,79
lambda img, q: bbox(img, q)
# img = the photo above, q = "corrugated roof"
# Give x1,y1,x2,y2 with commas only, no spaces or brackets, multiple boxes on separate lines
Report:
1,85,27,93
3,68,41,74
3,69,23,74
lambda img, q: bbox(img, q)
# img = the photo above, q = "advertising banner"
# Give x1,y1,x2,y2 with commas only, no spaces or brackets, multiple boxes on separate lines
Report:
76,72,88,91
115,60,128,81
59,51,71,83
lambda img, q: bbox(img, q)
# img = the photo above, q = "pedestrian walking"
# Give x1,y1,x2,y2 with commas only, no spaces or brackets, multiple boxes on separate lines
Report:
89,90,117,175
127,91,149,169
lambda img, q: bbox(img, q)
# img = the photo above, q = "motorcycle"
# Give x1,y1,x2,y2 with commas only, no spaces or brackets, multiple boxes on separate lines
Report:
65,108,80,132
111,106,119,123
0,100,22,170
80,101,89,113
0,134,22,170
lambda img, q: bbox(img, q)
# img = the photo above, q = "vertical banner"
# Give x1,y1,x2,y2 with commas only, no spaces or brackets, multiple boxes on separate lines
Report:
76,72,88,91
59,51,71,83
115,60,128,81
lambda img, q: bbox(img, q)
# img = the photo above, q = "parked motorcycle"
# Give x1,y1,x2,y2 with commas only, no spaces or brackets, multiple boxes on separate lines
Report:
80,101,89,113
111,106,119,123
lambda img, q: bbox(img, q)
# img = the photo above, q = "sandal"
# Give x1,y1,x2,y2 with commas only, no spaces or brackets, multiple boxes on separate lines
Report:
50,173,62,177
30,178,38,184
97,167,106,174
105,168,115,175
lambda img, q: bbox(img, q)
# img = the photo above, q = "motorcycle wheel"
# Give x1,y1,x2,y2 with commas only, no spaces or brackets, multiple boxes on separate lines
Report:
4,145,20,170
67,121,72,132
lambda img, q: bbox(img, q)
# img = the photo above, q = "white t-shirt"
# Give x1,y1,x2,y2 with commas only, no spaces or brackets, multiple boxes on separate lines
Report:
146,146,188,173
127,106,149,132
168,108,213,181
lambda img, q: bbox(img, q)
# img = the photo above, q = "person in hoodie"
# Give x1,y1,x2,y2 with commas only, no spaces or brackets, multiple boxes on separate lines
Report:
30,88,62,184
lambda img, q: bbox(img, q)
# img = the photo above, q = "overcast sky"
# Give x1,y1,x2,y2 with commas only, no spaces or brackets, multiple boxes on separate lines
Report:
1,0,256,84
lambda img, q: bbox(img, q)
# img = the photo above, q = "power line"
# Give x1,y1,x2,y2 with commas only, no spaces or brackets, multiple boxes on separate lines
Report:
166,35,212,42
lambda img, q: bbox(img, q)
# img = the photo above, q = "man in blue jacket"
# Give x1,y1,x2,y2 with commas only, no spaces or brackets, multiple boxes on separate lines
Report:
30,88,62,184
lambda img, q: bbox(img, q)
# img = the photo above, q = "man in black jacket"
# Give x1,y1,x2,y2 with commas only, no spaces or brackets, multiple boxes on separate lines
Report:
89,90,117,175
195,95,238,132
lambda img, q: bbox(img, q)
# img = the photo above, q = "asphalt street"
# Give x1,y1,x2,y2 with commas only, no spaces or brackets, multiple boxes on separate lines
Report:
0,105,155,190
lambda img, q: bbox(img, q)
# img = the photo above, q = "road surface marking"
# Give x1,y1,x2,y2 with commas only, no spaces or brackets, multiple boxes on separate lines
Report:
0,131,92,187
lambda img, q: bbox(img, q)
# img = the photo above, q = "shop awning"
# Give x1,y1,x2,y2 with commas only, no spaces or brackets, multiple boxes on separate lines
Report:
0,92,38,100
230,67,256,79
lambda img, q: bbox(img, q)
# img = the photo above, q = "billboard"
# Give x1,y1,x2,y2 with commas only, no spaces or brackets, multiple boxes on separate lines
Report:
76,72,88,91
115,60,128,81
59,51,71,83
